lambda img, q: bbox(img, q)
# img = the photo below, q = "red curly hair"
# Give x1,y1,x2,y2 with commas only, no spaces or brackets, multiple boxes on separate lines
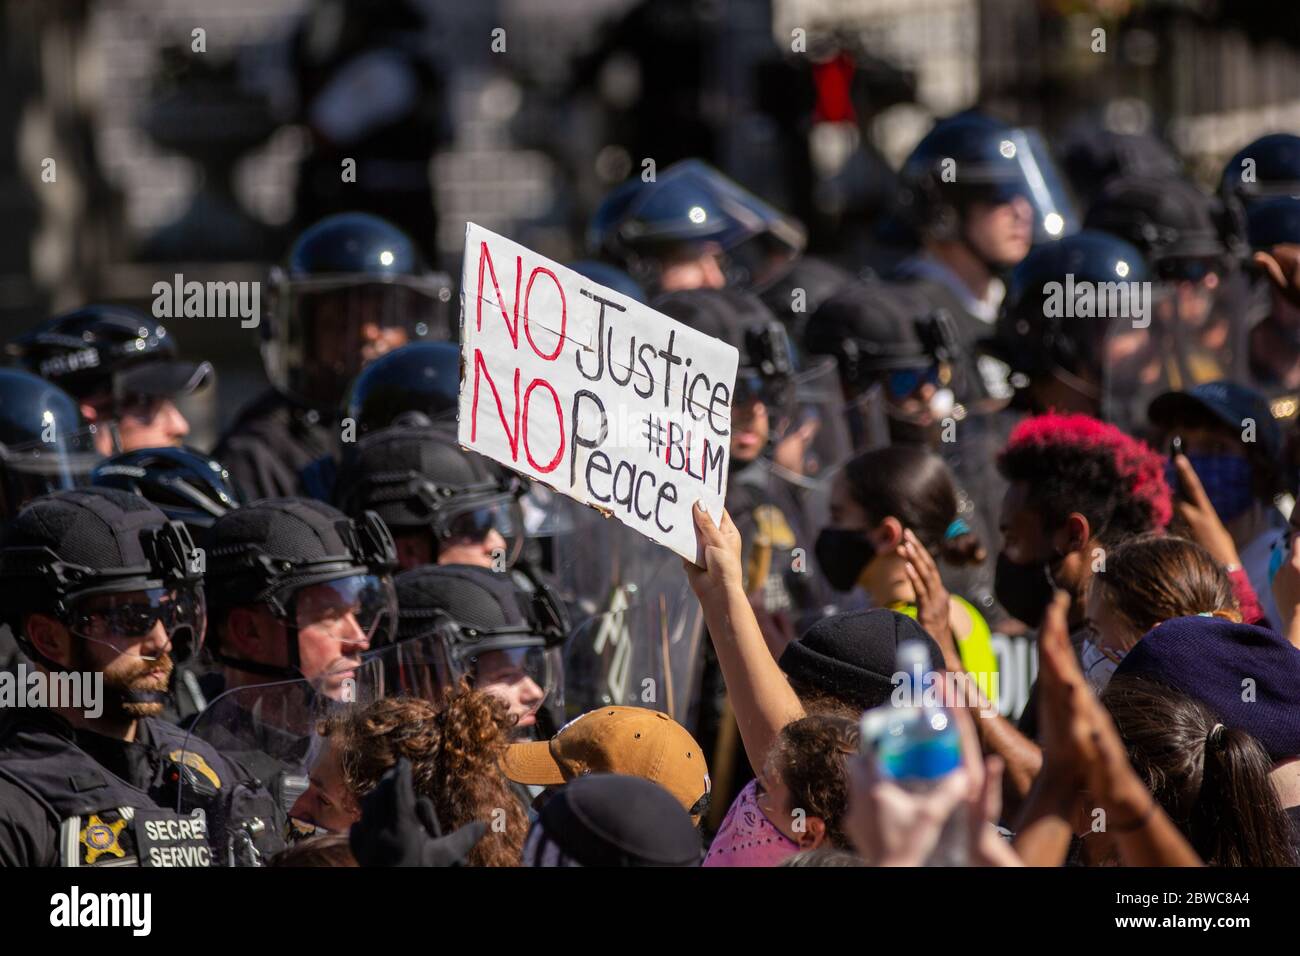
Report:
998,412,1172,543
320,684,527,867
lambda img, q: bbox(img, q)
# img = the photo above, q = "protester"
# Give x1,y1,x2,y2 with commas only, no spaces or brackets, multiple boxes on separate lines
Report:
1101,677,1297,866
1148,380,1288,625
346,757,486,868
521,773,702,867
1083,534,1242,692
814,445,996,676
1108,613,1300,852
704,714,858,866
292,690,527,866
501,705,711,823
1012,593,1203,867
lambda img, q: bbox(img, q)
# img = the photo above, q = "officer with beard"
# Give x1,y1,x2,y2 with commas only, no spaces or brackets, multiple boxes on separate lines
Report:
0,488,283,866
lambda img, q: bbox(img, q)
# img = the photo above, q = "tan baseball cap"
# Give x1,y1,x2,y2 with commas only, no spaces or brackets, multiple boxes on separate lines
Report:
501,706,711,819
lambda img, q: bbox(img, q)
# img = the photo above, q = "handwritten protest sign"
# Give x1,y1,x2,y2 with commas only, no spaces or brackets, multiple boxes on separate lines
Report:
457,223,739,563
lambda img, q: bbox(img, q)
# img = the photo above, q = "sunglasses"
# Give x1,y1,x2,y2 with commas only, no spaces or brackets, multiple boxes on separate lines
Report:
69,588,194,639
886,365,943,399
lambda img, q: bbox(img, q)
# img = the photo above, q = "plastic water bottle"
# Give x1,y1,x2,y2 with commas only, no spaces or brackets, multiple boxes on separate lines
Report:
860,639,969,866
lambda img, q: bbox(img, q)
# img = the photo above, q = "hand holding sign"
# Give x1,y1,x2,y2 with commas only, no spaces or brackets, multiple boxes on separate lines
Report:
458,224,738,563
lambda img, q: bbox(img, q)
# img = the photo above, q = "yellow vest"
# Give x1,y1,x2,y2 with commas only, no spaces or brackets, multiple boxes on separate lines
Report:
890,595,999,679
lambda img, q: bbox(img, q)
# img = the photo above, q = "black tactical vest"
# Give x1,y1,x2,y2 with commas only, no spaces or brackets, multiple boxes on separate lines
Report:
0,711,284,866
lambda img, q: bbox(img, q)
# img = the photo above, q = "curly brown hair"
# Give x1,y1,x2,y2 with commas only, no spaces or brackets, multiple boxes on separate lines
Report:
320,683,527,867
766,715,860,851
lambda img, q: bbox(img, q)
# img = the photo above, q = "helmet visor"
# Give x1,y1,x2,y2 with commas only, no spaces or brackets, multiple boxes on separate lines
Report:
435,495,525,569
464,642,560,729
290,573,399,694
67,585,206,663
0,427,102,517
270,275,453,407
960,129,1078,243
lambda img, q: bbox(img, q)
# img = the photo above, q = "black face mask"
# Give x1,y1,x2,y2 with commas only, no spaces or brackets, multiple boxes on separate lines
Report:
994,551,1059,628
815,528,877,593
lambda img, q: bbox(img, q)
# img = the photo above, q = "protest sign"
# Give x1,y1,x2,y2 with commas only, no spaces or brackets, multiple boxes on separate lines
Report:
457,223,739,563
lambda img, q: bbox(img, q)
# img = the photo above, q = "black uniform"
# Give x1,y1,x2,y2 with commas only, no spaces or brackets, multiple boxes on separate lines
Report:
213,390,337,502
0,488,287,866
0,708,282,867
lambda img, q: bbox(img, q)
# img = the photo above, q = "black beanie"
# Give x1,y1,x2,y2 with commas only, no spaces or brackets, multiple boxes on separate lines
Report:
778,608,944,711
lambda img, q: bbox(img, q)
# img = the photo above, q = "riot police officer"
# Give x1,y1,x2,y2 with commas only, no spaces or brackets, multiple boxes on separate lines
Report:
891,110,1078,405
392,563,567,738
91,446,242,722
0,370,104,673
212,212,452,501
807,277,970,447
1084,174,1247,398
343,340,462,437
92,446,241,539
298,339,462,501
0,488,282,866
1219,133,1300,227
333,422,525,573
983,229,1154,430
7,304,213,457
201,497,398,702
804,279,1002,626
189,497,398,816
590,159,806,295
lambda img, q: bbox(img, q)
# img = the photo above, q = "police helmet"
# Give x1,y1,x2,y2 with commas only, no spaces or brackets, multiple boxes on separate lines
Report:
898,110,1077,244
0,488,206,675
333,424,525,570
589,160,805,291
989,230,1150,381
8,304,212,407
343,341,461,436
264,213,454,410
0,369,102,521
202,498,398,682
92,446,240,535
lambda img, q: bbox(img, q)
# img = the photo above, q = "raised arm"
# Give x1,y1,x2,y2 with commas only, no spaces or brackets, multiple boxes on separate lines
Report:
684,503,805,774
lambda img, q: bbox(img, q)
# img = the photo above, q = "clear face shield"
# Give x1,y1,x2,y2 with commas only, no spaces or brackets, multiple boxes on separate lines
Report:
431,492,526,569
769,359,857,485
67,585,207,666
0,423,102,520
266,272,453,407
614,164,807,292
960,129,1078,244
1101,257,1248,432
284,573,399,699
461,638,561,732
